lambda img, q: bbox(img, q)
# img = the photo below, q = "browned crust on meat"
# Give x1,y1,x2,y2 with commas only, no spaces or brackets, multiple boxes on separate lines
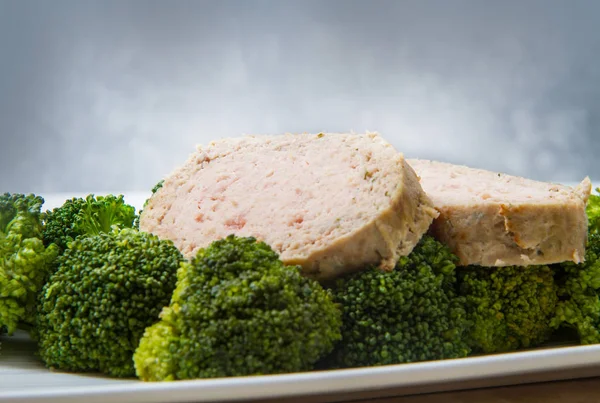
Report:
286,157,439,280
410,158,592,267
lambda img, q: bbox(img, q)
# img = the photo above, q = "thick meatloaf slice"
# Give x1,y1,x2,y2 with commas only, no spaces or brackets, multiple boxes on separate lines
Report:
139,132,438,281
407,159,592,267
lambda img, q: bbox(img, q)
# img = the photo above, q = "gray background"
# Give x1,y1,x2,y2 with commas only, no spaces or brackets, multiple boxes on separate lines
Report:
1,0,599,193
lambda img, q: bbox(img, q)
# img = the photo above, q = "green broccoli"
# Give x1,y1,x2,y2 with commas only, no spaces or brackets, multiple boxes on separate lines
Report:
324,235,470,369
548,189,600,344
35,228,183,377
42,194,136,251
586,188,600,235
551,231,600,344
133,235,342,381
1,193,58,335
458,265,558,354
150,180,165,195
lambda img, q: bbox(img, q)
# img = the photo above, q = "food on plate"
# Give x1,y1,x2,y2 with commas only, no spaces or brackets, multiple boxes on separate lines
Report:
407,159,600,351
139,132,438,281
323,235,470,368
551,220,600,345
408,159,592,267
42,194,137,251
133,235,341,381
586,191,600,234
3,130,600,383
0,193,58,341
35,228,183,377
458,265,558,353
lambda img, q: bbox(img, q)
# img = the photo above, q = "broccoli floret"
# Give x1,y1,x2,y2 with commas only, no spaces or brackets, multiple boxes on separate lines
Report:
35,228,183,377
42,194,136,251
458,265,558,354
41,197,85,250
150,180,165,195
133,235,342,381
324,235,470,369
0,193,58,335
551,232,600,344
586,188,600,235
548,190,600,344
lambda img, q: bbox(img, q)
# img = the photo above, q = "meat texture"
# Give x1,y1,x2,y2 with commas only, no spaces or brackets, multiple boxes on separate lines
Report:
140,132,438,281
408,159,592,267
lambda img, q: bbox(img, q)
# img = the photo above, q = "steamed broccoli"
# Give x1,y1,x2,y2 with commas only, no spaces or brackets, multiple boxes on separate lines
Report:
586,189,600,235
551,232,600,344
35,228,183,377
1,193,58,335
458,265,558,354
133,235,342,381
324,235,470,369
42,194,136,251
150,180,165,195
549,189,600,344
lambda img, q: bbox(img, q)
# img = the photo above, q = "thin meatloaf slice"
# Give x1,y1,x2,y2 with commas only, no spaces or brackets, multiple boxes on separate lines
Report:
139,132,438,281
407,159,592,267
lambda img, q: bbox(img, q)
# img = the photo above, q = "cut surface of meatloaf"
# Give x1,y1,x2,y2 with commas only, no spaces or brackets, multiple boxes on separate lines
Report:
407,159,592,267
139,132,438,281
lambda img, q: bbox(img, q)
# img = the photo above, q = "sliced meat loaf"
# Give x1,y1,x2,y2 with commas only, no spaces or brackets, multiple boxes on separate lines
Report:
140,132,438,281
408,159,592,267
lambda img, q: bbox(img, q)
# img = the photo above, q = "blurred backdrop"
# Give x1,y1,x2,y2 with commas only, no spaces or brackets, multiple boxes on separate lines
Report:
1,0,599,193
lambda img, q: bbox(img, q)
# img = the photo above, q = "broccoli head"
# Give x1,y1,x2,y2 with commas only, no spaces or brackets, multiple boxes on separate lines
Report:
551,231,600,344
324,235,470,369
548,190,600,344
458,265,558,354
586,188,600,235
1,193,58,335
133,235,342,381
35,228,183,377
42,194,136,251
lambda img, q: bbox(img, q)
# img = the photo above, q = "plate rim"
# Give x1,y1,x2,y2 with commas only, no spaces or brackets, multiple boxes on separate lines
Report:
3,343,600,403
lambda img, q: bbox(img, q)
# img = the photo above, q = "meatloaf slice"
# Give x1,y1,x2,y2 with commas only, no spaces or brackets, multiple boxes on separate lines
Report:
407,159,592,267
139,132,437,281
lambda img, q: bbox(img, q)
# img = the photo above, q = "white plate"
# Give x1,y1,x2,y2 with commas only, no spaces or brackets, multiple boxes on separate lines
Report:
2,191,600,403
3,331,600,403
